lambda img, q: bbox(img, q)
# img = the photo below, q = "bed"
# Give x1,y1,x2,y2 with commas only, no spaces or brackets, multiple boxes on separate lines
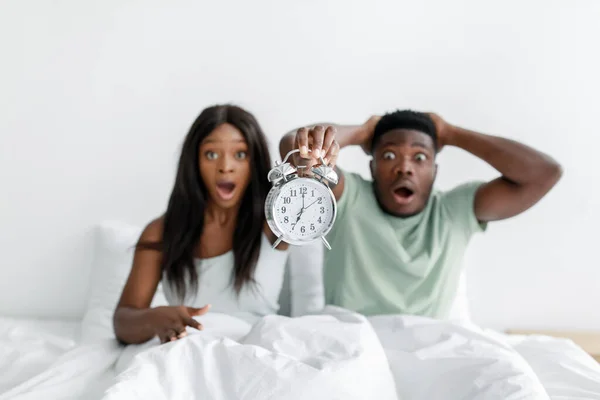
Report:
2,312,600,400
1,221,599,399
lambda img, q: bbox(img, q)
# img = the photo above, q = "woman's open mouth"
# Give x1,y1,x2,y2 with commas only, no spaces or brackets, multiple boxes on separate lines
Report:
216,181,236,201
392,186,415,205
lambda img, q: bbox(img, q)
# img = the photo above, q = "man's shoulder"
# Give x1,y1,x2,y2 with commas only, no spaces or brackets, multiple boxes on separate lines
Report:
338,169,373,200
342,170,371,186
332,169,375,223
438,181,484,204
435,181,487,234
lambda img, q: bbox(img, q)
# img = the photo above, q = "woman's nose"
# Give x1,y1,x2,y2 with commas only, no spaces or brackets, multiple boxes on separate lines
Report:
218,155,235,173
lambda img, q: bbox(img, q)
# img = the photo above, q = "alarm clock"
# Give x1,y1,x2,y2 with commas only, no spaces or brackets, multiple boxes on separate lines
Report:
265,148,338,250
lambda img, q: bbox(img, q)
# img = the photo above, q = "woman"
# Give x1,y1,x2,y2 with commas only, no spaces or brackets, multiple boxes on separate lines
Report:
113,104,289,345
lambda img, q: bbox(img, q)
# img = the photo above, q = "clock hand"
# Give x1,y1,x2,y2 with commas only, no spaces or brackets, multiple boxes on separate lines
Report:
292,192,307,231
305,199,319,210
291,208,303,230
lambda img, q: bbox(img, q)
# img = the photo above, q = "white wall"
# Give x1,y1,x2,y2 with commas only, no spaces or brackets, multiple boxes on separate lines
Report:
1,0,598,330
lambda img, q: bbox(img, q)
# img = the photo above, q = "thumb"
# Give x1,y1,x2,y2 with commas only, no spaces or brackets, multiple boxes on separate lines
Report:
187,304,211,316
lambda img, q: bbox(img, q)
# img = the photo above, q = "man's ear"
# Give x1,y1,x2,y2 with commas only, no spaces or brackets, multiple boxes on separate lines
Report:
433,163,438,181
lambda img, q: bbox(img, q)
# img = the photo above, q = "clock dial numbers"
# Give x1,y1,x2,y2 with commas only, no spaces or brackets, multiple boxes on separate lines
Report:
273,178,334,241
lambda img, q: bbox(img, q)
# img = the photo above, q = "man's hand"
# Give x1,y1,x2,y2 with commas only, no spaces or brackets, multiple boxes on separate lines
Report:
430,115,562,222
149,305,210,344
426,113,454,151
294,125,340,169
279,118,373,201
290,125,340,177
359,115,381,155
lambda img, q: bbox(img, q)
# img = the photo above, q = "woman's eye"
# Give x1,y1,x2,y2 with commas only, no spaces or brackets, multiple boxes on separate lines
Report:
415,153,427,162
235,151,248,160
383,151,396,160
205,151,218,160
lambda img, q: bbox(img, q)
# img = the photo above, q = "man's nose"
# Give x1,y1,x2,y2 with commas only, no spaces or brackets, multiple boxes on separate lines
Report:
393,157,414,176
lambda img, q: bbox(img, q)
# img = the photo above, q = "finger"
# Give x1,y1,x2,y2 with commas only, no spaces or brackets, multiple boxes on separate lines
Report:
323,140,340,168
173,323,186,335
165,328,178,342
184,317,203,331
296,127,310,158
159,330,172,344
295,155,316,177
159,333,167,344
321,126,336,158
177,330,188,339
187,304,211,317
310,126,325,159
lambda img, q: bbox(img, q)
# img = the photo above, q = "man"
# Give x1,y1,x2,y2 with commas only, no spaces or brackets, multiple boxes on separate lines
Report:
279,110,562,318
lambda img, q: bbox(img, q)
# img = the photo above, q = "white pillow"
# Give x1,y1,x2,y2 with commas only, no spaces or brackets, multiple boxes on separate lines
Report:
80,221,167,343
283,240,325,317
446,245,477,324
446,272,472,324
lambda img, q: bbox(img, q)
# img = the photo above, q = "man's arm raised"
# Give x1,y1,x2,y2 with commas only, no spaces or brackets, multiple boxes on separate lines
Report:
430,114,563,223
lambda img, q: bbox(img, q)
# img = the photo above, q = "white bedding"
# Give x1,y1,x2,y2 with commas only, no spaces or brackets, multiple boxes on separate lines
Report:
0,316,80,395
2,310,600,400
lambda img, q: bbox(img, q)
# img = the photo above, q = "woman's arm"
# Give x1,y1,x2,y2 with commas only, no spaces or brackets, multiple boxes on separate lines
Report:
113,218,164,344
113,218,207,344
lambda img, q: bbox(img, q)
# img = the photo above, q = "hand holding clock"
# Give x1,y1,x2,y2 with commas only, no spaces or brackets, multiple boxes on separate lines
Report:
266,126,339,250
293,126,340,175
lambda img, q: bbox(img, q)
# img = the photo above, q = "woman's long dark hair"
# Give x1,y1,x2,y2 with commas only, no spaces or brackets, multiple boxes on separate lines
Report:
139,105,272,302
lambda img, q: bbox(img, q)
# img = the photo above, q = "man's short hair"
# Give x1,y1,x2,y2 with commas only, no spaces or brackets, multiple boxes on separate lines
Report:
371,110,438,152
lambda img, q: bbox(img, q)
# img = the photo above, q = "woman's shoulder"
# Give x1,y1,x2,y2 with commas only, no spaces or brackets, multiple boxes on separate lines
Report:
138,216,165,244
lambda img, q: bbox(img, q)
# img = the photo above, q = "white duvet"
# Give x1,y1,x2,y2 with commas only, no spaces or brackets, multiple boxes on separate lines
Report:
2,308,600,400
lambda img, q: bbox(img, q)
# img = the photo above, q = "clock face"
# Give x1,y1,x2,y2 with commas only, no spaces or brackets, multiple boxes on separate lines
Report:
272,177,335,242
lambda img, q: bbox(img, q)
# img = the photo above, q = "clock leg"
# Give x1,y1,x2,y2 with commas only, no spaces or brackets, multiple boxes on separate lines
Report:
272,236,284,249
321,236,331,250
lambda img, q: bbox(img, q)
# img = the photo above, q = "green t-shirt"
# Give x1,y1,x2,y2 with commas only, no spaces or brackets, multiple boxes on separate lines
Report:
324,171,486,318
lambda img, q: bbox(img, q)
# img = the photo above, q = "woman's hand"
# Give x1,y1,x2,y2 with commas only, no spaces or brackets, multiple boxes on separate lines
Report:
148,304,211,344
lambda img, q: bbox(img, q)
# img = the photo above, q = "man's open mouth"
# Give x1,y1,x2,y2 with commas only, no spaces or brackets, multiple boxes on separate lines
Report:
392,184,415,205
216,181,236,201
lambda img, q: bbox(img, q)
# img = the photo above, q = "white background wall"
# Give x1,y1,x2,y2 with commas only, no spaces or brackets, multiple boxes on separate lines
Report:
1,0,598,331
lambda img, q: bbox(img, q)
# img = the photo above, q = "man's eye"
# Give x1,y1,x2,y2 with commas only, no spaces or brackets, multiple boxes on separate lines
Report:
383,151,396,160
415,153,427,162
205,151,218,160
235,151,248,160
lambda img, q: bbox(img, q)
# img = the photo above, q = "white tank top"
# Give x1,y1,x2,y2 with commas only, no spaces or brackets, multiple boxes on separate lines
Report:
162,234,289,323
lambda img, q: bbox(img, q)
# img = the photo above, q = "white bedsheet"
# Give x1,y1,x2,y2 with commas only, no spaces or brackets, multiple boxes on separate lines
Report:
2,310,600,400
0,316,80,394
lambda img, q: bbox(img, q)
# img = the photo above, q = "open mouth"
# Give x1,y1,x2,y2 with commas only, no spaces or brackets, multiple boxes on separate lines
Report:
216,181,236,201
392,185,415,205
